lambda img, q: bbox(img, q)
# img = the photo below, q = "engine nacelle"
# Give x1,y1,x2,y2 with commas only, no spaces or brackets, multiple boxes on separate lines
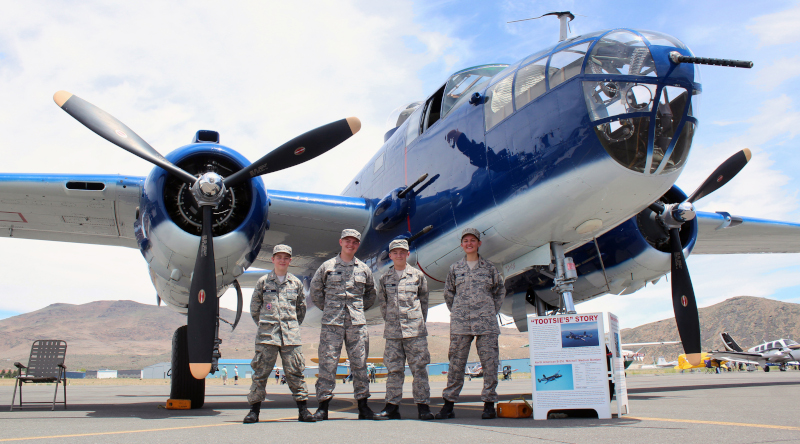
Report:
134,143,269,313
503,185,698,329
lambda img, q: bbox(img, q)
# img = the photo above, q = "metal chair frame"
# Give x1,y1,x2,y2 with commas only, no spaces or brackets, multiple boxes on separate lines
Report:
10,340,68,411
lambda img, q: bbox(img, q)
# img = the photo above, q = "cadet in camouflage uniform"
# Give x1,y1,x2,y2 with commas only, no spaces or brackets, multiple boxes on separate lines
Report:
243,244,315,424
310,229,377,421
373,239,434,421
436,228,505,420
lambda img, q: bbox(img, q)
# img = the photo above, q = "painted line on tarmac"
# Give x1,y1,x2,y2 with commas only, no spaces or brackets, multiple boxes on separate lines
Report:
0,400,358,442
628,416,800,431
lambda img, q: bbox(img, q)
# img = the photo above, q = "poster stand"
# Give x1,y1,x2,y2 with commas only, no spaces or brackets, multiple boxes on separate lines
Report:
527,312,629,420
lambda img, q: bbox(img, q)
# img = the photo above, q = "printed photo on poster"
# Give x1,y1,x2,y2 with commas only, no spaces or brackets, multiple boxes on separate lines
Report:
561,322,600,347
534,364,574,391
613,332,621,357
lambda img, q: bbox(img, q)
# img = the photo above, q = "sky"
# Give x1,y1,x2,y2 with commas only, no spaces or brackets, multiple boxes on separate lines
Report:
1,0,800,332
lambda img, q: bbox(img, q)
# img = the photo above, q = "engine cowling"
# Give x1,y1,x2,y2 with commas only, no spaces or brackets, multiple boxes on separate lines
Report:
502,185,698,329
134,143,269,313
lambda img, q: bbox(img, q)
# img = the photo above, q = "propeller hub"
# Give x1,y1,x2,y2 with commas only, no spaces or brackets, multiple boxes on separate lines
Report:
191,172,227,206
662,201,696,229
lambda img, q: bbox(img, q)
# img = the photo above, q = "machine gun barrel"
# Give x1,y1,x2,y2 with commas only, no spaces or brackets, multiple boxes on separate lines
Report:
669,51,752,68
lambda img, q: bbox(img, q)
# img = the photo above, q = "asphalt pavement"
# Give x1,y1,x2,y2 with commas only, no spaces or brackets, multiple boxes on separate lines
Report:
1,371,799,443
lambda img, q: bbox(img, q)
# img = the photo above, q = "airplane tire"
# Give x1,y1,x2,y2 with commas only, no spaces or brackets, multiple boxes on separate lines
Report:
763,365,770,372
170,325,206,409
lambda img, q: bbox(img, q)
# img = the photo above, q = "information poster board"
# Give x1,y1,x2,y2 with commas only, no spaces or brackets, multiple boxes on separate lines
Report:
607,312,629,416
528,313,611,420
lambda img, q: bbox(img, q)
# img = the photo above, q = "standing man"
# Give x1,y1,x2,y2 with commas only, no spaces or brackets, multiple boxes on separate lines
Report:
373,239,434,421
310,229,377,421
435,228,505,420
243,244,316,424
234,366,239,385
222,366,228,385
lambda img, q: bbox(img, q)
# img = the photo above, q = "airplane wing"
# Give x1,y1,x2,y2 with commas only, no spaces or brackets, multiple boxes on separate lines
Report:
253,189,371,278
707,350,764,363
0,174,143,248
692,211,800,254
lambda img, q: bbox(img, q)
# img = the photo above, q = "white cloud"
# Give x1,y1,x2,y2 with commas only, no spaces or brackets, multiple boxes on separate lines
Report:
0,0,466,314
748,3,800,47
751,56,800,91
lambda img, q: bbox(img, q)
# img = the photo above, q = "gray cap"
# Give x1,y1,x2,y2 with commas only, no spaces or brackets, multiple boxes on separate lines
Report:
272,244,292,256
461,227,481,240
341,229,362,241
388,239,409,251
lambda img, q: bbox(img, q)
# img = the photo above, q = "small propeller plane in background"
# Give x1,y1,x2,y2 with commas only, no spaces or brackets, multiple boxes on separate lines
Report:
537,371,563,384
708,332,800,372
565,331,593,341
3,13,800,408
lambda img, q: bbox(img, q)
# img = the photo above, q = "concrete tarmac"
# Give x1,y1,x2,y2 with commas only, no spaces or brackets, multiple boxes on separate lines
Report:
1,371,799,443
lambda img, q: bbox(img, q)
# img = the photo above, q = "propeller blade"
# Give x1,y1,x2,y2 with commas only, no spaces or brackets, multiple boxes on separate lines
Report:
187,205,218,379
224,117,361,187
686,148,751,203
668,227,702,366
53,91,197,184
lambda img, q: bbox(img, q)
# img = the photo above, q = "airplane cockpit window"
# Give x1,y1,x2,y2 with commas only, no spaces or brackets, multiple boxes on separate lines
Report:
405,103,424,146
586,31,657,77
636,30,687,49
583,81,658,121
786,339,798,346
655,86,692,173
484,74,514,131
441,65,508,118
386,101,424,130
515,57,549,110
548,42,591,89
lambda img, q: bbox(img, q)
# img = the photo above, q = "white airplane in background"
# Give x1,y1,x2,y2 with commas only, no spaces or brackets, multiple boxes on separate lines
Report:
711,332,800,372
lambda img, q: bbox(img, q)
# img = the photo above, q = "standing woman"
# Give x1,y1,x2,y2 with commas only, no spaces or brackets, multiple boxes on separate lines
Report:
435,228,505,420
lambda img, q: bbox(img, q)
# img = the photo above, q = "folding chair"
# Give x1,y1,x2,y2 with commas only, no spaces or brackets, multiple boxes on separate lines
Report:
10,340,68,411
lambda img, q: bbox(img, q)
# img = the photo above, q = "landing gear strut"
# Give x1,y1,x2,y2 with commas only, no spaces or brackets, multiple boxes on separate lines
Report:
171,325,206,408
550,242,578,314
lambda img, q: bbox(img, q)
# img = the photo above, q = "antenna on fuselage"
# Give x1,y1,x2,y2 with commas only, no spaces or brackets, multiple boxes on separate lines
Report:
507,11,575,42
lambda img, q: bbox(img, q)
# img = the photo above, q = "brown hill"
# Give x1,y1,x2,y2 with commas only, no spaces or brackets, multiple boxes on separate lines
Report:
621,296,800,363
0,300,530,372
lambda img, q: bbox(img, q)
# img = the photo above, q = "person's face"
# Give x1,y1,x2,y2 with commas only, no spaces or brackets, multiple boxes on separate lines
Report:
272,252,292,270
460,234,481,254
339,236,360,255
389,248,410,268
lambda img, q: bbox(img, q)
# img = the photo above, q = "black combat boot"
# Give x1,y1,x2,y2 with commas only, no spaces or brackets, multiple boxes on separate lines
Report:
243,402,261,424
417,403,434,420
434,400,455,419
481,401,496,419
373,403,401,420
313,398,330,421
297,400,316,422
357,398,376,420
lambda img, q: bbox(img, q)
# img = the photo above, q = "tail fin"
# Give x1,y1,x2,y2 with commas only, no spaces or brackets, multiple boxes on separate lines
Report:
720,332,743,352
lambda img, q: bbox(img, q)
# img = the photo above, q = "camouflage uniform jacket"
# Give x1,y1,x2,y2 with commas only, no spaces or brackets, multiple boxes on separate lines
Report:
444,256,506,335
310,255,376,326
378,265,429,339
250,271,306,346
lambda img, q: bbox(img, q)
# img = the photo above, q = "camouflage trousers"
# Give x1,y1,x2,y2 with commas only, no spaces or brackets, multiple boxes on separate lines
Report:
442,334,499,403
384,336,431,405
316,323,370,401
248,344,308,404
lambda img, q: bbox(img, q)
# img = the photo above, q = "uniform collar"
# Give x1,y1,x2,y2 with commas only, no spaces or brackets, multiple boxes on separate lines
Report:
458,255,485,269
390,265,410,278
268,270,290,284
335,254,357,266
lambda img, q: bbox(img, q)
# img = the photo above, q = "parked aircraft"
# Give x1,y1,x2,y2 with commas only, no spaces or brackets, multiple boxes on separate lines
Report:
3,16,800,408
641,356,678,369
621,341,681,368
711,332,800,372
537,371,563,384
565,331,593,341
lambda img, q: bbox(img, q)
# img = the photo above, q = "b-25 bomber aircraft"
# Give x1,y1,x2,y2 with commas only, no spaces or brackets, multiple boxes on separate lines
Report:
565,331,593,341
537,371,563,384
3,20,800,408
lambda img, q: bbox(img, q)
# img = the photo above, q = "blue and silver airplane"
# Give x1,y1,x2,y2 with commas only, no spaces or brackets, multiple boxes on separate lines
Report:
2,22,799,408
565,331,593,341
537,371,563,384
